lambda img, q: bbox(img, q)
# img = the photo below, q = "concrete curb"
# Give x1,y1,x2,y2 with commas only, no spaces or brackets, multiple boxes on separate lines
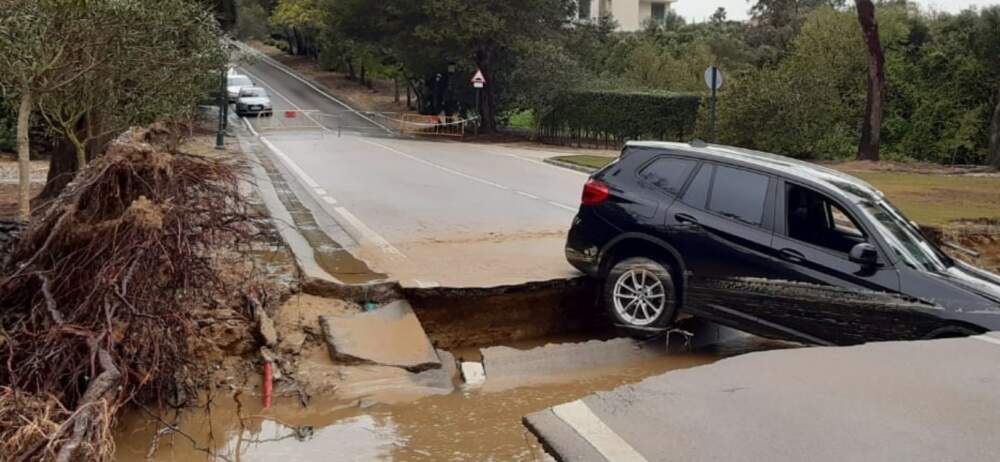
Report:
236,125,403,302
543,157,599,174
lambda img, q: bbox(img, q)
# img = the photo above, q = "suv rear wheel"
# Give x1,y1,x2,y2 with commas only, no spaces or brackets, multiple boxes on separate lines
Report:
603,257,677,329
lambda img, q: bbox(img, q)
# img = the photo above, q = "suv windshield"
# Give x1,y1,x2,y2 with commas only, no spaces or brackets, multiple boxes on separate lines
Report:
858,200,951,271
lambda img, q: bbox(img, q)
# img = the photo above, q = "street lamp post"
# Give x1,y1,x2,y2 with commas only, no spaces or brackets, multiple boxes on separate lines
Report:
216,65,226,150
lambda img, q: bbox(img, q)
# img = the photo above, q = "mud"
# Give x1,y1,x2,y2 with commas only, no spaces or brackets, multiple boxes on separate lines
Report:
114,341,733,462
406,277,603,349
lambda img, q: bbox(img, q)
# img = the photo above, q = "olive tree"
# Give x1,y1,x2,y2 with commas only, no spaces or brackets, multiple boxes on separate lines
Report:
0,0,106,221
36,0,225,190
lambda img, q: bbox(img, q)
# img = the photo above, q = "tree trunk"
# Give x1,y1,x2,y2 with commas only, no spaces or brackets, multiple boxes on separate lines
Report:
16,91,32,222
38,137,79,200
856,0,884,162
989,87,1000,168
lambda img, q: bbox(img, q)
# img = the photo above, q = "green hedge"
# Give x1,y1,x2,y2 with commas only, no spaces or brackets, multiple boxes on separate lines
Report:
538,90,702,144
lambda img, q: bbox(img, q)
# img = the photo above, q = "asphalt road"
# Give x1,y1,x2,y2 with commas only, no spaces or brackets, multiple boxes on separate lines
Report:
525,332,1000,462
238,57,588,287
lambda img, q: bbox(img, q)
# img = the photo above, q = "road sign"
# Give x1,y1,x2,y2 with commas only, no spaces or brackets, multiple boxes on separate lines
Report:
704,66,723,90
471,69,486,89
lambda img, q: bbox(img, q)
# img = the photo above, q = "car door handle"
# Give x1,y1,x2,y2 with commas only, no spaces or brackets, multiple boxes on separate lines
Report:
779,248,806,263
675,213,699,225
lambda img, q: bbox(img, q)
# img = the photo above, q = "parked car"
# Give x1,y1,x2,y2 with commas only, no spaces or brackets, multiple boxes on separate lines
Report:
566,141,1000,345
226,73,254,102
234,87,272,117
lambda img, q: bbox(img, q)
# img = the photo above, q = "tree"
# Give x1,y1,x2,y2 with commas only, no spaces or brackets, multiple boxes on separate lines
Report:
0,0,107,220
855,0,884,161
711,7,728,24
1,0,226,205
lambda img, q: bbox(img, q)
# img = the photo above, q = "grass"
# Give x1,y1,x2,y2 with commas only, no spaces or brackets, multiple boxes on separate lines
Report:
552,154,1000,227
552,155,615,170
505,110,535,130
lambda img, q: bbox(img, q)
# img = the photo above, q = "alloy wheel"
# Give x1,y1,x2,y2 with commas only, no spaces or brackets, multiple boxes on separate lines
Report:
612,268,666,326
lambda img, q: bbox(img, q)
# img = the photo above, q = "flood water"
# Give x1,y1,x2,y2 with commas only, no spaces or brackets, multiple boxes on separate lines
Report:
115,335,788,461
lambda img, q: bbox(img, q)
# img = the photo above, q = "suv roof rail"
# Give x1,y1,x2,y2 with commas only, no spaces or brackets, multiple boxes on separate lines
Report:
689,139,708,148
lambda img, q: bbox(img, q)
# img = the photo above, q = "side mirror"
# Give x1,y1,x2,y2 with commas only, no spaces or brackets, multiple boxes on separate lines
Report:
849,242,879,266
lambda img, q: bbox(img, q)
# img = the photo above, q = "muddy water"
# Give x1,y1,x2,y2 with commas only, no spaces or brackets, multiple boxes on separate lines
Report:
115,336,787,462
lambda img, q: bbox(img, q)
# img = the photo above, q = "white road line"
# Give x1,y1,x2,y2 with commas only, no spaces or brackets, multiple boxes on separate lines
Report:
551,400,648,462
516,191,540,200
314,188,328,196
548,201,577,212
321,196,338,205
242,116,259,137
333,206,405,257
972,334,1000,347
359,138,512,191
412,280,440,289
241,69,331,133
242,45,394,135
259,137,321,189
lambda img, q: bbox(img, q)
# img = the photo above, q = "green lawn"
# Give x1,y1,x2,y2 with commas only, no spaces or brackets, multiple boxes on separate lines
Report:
552,155,614,170
551,154,1000,226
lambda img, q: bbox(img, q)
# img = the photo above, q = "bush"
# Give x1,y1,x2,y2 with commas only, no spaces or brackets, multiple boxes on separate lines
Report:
538,89,701,143
0,101,14,153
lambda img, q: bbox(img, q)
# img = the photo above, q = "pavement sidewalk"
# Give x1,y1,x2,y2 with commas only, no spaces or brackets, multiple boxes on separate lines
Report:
525,333,1000,462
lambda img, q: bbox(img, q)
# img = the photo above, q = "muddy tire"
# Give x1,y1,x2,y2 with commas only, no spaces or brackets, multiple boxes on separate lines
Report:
603,257,677,330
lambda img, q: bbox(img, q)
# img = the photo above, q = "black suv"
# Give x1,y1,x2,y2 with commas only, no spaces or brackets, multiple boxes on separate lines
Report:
566,141,1000,345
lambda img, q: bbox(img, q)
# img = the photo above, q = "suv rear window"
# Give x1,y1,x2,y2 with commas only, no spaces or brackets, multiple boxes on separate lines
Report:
638,157,696,196
708,166,769,225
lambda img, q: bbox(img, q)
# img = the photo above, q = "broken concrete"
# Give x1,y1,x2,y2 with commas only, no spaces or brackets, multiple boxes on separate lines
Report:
320,300,440,372
460,362,486,386
482,338,659,382
335,350,457,403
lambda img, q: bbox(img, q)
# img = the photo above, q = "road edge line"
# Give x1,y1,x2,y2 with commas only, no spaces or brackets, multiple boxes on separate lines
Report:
551,400,649,462
972,334,1000,346
238,42,394,135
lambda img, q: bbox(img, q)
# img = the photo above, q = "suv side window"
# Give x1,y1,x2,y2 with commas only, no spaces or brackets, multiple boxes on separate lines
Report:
708,166,769,226
638,156,697,196
681,163,713,208
786,183,867,254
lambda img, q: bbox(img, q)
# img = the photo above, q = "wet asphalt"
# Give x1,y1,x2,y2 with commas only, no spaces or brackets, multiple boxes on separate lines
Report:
238,58,587,288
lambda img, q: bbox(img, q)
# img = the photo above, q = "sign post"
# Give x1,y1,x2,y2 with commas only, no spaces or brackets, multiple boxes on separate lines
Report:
704,66,723,143
471,69,486,136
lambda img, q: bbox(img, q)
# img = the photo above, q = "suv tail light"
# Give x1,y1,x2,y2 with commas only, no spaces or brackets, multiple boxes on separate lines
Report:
581,179,610,205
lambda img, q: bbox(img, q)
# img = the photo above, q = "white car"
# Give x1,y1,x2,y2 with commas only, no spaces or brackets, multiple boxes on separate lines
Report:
227,74,254,102
234,87,273,117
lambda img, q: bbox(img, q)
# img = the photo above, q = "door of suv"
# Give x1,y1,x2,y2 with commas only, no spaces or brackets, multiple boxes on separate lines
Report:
667,163,779,280
762,181,946,344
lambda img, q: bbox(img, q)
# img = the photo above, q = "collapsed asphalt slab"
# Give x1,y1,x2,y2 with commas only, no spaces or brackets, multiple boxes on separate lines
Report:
320,300,441,372
525,332,1000,462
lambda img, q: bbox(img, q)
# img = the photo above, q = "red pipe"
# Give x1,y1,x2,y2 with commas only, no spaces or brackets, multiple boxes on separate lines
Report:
263,361,273,410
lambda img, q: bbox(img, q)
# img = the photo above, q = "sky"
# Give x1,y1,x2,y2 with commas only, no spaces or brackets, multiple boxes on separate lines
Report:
673,0,1000,22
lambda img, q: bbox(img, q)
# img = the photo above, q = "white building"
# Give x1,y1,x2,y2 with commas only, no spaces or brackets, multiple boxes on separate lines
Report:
577,0,677,31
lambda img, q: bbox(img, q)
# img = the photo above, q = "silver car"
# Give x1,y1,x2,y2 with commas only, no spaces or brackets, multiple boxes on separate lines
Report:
227,74,254,102
235,87,273,117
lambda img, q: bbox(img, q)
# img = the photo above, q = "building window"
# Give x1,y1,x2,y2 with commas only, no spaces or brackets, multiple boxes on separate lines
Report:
651,2,666,21
579,0,591,19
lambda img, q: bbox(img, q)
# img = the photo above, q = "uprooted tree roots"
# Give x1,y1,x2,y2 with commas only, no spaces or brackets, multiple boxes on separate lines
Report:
0,127,263,461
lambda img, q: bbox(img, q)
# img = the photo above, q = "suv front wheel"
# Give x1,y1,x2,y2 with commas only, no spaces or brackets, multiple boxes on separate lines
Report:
603,257,677,330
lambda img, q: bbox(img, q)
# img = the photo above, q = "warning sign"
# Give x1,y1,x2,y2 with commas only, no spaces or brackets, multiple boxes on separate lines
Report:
471,69,486,88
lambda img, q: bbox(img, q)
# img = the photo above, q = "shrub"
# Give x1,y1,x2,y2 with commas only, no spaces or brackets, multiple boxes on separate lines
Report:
538,89,701,144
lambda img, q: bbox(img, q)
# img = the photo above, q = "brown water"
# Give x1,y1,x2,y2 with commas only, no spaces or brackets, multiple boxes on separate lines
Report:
115,352,715,461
